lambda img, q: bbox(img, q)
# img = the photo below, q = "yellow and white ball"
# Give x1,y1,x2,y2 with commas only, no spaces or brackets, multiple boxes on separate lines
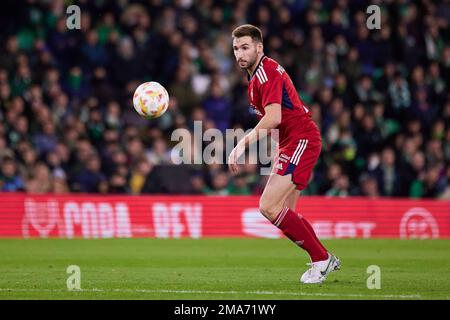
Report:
133,81,169,119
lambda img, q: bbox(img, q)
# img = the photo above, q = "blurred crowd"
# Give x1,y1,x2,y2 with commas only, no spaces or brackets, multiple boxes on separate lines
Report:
0,0,449,198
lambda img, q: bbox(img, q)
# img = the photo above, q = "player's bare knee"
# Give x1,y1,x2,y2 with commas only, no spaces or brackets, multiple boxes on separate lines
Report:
259,201,279,221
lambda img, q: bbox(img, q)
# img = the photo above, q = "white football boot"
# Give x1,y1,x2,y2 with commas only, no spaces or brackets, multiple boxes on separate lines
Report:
300,253,341,284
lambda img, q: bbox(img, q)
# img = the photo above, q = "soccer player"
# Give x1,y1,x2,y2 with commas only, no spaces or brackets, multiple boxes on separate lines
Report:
228,24,340,284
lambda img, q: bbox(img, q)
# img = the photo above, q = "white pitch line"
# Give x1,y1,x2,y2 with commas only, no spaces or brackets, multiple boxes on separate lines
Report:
0,288,422,299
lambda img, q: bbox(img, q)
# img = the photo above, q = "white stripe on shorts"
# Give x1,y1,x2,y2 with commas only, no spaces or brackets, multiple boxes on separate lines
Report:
291,139,308,165
292,139,308,165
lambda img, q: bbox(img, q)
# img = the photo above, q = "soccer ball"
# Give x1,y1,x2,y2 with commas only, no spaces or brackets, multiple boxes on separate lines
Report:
132,81,169,119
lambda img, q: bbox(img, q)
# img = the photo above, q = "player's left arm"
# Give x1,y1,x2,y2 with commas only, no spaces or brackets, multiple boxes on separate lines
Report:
228,103,281,174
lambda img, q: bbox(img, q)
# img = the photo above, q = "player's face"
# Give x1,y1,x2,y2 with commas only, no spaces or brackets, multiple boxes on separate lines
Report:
233,36,259,70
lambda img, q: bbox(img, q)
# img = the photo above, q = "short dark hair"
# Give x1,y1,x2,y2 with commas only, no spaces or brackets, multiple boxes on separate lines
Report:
232,24,263,43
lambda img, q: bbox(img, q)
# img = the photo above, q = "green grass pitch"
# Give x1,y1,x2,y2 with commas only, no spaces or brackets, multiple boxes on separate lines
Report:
0,238,449,300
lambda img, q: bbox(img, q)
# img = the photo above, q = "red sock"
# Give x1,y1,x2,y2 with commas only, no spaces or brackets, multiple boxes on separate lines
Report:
300,215,328,253
273,207,328,262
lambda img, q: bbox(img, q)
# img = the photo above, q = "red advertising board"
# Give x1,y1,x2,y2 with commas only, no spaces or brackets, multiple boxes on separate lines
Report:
0,193,449,239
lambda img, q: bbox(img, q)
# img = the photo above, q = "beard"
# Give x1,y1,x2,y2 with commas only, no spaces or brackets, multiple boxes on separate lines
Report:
238,51,258,70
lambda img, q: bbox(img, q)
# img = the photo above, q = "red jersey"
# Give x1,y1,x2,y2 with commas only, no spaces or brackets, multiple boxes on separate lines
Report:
247,55,318,147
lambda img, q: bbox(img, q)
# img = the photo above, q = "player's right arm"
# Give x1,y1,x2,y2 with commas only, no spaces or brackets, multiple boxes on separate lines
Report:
228,103,281,174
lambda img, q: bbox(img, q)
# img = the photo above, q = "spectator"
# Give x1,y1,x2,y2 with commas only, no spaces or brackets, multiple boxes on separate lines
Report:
325,175,351,197
410,165,443,198
359,174,380,198
355,114,383,159
52,173,69,194
146,137,172,165
0,157,24,191
354,75,381,104
318,163,343,194
369,147,401,197
190,172,207,195
202,81,231,133
33,121,58,156
129,158,153,194
109,173,129,194
170,66,200,118
228,173,252,195
25,162,52,193
74,155,106,193
204,170,229,196
388,71,412,118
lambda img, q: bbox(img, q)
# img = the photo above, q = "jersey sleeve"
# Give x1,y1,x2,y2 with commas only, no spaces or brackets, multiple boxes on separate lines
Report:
260,67,283,108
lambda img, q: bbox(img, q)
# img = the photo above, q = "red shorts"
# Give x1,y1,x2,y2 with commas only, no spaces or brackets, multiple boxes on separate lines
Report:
272,135,322,190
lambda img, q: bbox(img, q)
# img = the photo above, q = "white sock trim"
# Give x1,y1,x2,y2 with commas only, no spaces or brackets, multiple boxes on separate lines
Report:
273,207,289,227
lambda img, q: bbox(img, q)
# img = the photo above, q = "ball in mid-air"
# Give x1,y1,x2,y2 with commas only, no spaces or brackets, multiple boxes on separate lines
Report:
133,81,169,119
